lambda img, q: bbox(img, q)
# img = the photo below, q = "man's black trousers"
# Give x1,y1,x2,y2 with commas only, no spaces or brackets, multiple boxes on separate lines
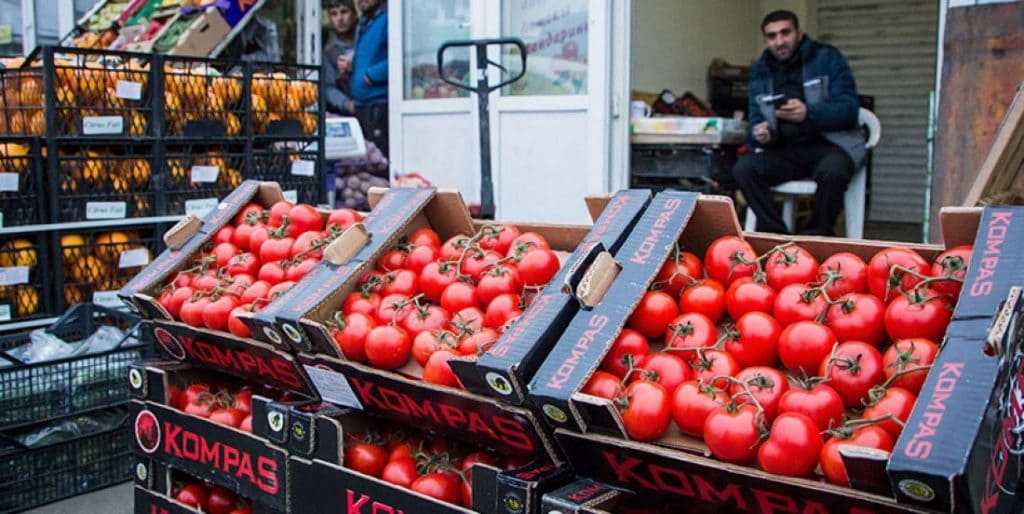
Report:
355,102,390,157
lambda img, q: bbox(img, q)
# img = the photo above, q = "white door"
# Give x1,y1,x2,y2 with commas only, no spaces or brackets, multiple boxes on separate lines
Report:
389,0,620,224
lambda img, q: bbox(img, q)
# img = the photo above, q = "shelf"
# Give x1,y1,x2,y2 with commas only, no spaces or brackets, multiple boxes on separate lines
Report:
0,216,184,236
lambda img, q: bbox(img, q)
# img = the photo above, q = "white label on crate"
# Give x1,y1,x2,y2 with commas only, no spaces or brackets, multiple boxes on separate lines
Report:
185,197,218,217
0,212,4,227
115,80,142,101
0,304,10,322
86,202,127,220
92,290,125,309
290,160,315,177
0,173,18,192
283,190,298,203
118,248,150,269
190,165,220,184
82,116,125,135
0,266,29,286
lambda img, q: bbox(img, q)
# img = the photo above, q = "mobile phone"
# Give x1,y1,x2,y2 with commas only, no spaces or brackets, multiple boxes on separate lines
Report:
768,94,788,108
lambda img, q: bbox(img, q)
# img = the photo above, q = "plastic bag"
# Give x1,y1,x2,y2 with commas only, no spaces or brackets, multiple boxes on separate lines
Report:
80,326,128,355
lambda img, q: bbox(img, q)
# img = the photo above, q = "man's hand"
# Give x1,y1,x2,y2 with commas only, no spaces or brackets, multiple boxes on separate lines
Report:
752,121,771,144
336,54,352,74
776,98,807,122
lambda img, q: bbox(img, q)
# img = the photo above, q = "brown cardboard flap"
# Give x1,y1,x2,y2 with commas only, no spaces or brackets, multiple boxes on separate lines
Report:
939,206,983,247
367,186,388,208
576,252,619,308
986,286,1022,356
423,189,476,239
324,223,370,265
585,195,613,222
163,215,202,250
683,195,743,254
256,181,286,205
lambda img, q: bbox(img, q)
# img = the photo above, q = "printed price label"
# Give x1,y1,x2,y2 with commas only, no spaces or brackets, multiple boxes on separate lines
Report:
0,212,5,227
92,291,125,308
115,80,143,100
283,190,298,203
190,165,220,184
0,304,10,322
86,202,127,220
82,116,125,135
0,266,29,286
0,173,17,192
290,160,315,177
119,248,150,269
185,197,218,217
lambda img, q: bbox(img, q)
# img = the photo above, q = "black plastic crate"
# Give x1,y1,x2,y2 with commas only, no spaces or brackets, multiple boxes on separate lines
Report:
0,233,53,323
0,303,144,430
160,143,246,217
0,407,131,513
161,55,248,139
250,140,324,205
48,142,156,222
0,138,46,226
249,62,321,139
0,66,46,137
54,228,163,311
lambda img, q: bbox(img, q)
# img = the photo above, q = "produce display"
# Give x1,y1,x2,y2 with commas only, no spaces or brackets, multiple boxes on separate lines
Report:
0,237,42,317
163,65,245,137
251,71,319,136
162,379,295,433
60,230,153,306
581,236,971,485
332,142,390,211
170,475,254,514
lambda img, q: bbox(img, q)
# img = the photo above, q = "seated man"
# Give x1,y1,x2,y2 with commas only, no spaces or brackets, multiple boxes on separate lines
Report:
733,10,866,235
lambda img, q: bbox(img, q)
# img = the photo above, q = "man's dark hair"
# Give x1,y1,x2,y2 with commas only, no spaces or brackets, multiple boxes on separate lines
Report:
761,10,799,32
326,0,354,9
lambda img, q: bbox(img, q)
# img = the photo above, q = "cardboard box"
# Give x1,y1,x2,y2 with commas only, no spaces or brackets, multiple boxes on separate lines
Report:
169,8,231,58
133,462,275,514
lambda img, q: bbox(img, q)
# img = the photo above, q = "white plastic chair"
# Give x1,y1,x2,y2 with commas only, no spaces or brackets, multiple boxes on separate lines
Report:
744,107,881,238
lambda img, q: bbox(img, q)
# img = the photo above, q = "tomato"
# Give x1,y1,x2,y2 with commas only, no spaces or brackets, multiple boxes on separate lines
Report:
820,426,894,486
174,484,207,509
332,312,376,362
664,312,717,362
327,208,362,231
777,321,836,375
364,325,412,369
824,293,886,346
291,231,325,260
267,201,294,228
583,370,623,400
678,279,726,323
208,407,247,428
458,328,499,356
884,291,952,343
449,307,485,335
381,456,420,488
773,283,828,327
346,442,389,478
484,293,522,329
211,242,239,268
423,349,462,388
376,294,413,326
517,249,560,287
882,338,939,394
627,291,679,339
930,245,972,300
260,236,295,264
405,245,440,274
725,277,776,320
633,352,690,394
285,204,323,237
440,234,472,260
343,291,381,317
413,330,454,366
402,304,451,336
689,350,740,390
184,398,215,418
704,236,758,287
618,380,671,441
181,384,209,407
477,265,522,306
228,305,253,338
460,249,502,282
820,341,886,408
420,262,459,303
862,386,916,439
758,413,823,478
411,472,463,505
703,403,763,464
285,258,318,282
508,232,551,257
233,221,263,251
479,224,521,255
232,389,252,413
257,261,287,285
778,382,845,432
764,244,819,291
192,272,220,293
382,269,420,297
730,366,789,422
819,252,868,299
267,281,295,299
213,226,235,246
226,252,259,277
654,250,703,297
408,227,441,248
206,486,238,514
165,286,195,318
359,270,386,294
441,282,479,314
234,203,265,226
724,312,781,369
670,380,728,436
867,248,931,303
180,296,211,327
379,249,407,271
600,328,650,377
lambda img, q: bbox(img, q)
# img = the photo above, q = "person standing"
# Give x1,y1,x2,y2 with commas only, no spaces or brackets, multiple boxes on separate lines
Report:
733,10,865,236
339,0,389,156
324,0,358,116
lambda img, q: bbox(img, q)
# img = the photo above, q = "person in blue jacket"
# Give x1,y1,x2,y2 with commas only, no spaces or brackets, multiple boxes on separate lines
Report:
338,0,389,156
733,10,865,236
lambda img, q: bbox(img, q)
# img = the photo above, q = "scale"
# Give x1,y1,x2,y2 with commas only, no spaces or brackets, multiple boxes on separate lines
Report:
323,116,367,160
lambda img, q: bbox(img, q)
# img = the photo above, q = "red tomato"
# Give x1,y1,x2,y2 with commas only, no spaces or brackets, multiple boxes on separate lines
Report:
343,291,381,318
654,250,703,297
457,329,499,356
777,321,836,375
383,269,420,297
327,208,362,231
233,221,263,252
346,442,389,478
460,249,502,282
703,404,763,464
226,252,259,277
627,291,679,339
267,281,294,300
412,330,455,366
484,293,522,329
725,277,776,320
600,328,650,378
381,456,420,488
618,380,671,441
476,265,522,306
180,296,210,327
583,370,623,400
758,413,823,478
411,472,463,505
257,261,287,285
825,293,886,345
819,252,868,299
420,262,459,303
173,484,207,509
882,338,939,394
441,282,480,314
287,204,323,235
820,426,894,486
364,326,412,369
402,304,451,336
208,407,247,428
214,226,235,245
679,279,726,323
633,352,691,394
405,245,440,274
479,224,521,255
440,234,472,260
724,312,781,369
379,249,407,271
211,242,239,268
408,228,441,248
884,291,952,343
359,270,387,294
285,258,318,282
267,201,294,228
232,389,252,413
376,294,414,326
332,312,376,362
422,349,462,388
165,286,195,319
704,236,758,287
181,384,209,407
508,232,551,256
449,307,485,335
773,283,828,327
820,341,886,408
233,203,264,226
206,486,238,514
862,386,916,439
930,245,972,300
689,350,740,390
227,305,253,338
260,237,295,264
291,231,325,260
729,366,789,422
517,249,560,287
664,312,717,362
867,248,931,303
670,380,728,436
778,382,845,432
764,245,819,291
